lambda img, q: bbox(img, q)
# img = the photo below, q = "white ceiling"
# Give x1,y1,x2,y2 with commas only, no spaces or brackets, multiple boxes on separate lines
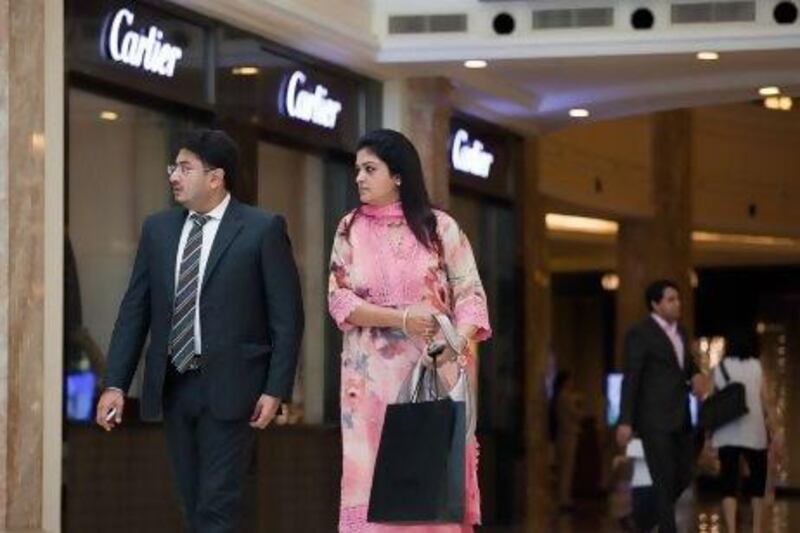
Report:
181,0,800,134
179,0,800,266
380,48,800,133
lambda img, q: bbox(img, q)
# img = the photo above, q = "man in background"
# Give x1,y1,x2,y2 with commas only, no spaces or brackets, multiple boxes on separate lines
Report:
617,279,708,533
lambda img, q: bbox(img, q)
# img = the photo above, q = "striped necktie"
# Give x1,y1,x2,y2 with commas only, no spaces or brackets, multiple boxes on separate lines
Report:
169,213,210,372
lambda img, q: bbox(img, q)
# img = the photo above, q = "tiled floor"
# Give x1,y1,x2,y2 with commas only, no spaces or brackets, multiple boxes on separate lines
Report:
479,489,798,532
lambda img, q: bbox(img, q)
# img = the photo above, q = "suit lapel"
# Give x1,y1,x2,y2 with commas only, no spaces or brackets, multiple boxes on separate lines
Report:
202,198,244,291
647,316,681,370
164,208,189,306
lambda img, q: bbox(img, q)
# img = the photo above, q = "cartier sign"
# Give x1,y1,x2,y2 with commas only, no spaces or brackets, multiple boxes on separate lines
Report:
103,8,184,78
450,128,495,179
281,70,343,129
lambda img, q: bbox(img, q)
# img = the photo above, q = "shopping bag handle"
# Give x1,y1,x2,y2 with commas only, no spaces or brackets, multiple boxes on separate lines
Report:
432,314,463,355
411,342,447,401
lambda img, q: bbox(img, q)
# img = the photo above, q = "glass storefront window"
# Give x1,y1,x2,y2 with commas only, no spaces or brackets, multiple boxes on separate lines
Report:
256,142,358,425
65,88,199,420
450,193,521,433
257,141,327,424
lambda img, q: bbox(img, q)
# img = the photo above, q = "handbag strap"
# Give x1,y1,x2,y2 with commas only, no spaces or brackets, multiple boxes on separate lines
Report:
719,359,731,384
412,345,444,401
411,314,462,402
433,314,463,354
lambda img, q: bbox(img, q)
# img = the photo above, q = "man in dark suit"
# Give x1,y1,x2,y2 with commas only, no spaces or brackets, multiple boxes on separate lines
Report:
616,279,708,533
95,129,303,532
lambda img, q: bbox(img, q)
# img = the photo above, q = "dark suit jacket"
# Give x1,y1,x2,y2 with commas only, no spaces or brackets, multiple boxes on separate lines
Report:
619,316,699,433
104,198,304,421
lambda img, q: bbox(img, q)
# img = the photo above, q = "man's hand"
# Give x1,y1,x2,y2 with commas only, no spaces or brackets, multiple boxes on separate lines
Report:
616,424,633,448
691,373,712,399
250,394,282,429
96,389,125,431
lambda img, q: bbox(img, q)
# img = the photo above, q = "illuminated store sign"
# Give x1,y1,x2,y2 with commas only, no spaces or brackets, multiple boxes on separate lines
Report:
450,128,495,179
104,8,184,78
281,70,342,129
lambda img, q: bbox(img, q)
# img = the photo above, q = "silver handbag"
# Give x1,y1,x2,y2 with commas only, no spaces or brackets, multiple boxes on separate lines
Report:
396,314,476,438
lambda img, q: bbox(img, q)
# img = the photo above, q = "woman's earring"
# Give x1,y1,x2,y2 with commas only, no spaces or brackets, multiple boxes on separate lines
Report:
395,179,402,187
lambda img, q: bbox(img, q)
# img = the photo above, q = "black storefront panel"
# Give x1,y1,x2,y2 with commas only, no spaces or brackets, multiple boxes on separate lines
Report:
216,29,362,153
66,0,209,108
449,114,519,200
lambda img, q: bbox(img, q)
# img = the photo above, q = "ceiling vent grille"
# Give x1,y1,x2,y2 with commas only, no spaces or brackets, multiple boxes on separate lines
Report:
532,7,614,29
388,14,468,34
671,1,756,23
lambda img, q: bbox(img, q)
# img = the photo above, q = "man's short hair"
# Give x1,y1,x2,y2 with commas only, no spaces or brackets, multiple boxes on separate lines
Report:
644,279,679,312
178,129,240,192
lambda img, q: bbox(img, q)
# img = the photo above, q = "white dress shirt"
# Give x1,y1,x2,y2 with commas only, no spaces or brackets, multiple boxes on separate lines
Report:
651,312,684,369
174,193,231,355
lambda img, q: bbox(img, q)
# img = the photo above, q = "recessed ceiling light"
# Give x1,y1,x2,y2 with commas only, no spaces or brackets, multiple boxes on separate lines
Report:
99,111,118,121
759,86,781,96
764,95,793,111
232,66,260,76
569,108,590,118
696,51,719,61
464,60,488,69
545,213,618,234
601,273,620,291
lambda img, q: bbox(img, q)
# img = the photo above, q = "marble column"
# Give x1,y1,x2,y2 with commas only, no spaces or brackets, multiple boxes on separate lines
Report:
383,77,453,209
616,110,693,365
521,137,552,531
0,0,63,530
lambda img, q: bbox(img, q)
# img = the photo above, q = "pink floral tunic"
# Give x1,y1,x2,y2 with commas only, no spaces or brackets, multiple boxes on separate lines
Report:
328,202,491,533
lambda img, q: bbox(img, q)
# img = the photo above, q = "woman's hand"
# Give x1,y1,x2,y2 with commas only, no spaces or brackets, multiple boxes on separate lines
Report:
404,304,439,341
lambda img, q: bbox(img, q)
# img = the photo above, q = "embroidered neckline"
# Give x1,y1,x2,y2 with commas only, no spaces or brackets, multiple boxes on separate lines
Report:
360,201,403,219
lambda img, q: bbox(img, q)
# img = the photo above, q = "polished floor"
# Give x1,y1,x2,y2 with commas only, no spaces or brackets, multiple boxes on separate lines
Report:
479,489,798,532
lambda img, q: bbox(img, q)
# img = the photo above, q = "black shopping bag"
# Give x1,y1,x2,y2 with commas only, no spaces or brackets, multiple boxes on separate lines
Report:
367,397,466,523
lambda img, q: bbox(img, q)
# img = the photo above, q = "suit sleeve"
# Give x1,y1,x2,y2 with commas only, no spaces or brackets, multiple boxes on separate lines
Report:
260,215,304,400
104,219,153,391
684,335,700,380
619,327,645,427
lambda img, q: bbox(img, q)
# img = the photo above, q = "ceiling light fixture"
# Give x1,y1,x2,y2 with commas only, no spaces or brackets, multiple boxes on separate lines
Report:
569,108,590,118
601,273,620,291
696,51,719,61
232,66,259,76
692,231,798,246
464,60,488,69
99,111,118,121
759,86,781,97
545,213,618,234
763,95,793,111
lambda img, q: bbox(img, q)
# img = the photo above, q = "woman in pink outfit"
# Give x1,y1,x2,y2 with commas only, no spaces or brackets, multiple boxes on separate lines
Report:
328,129,491,532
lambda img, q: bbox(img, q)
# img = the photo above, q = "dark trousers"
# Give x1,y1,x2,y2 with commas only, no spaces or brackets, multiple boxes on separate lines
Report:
718,446,768,498
163,367,256,533
632,486,658,532
641,429,693,533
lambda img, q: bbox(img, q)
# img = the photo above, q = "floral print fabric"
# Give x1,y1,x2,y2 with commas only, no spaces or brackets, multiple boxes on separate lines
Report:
328,202,491,532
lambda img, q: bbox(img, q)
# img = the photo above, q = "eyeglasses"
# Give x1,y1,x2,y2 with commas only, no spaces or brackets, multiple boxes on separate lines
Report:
167,164,216,177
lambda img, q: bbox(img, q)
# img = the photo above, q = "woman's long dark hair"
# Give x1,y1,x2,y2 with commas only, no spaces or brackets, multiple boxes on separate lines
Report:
344,129,441,254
